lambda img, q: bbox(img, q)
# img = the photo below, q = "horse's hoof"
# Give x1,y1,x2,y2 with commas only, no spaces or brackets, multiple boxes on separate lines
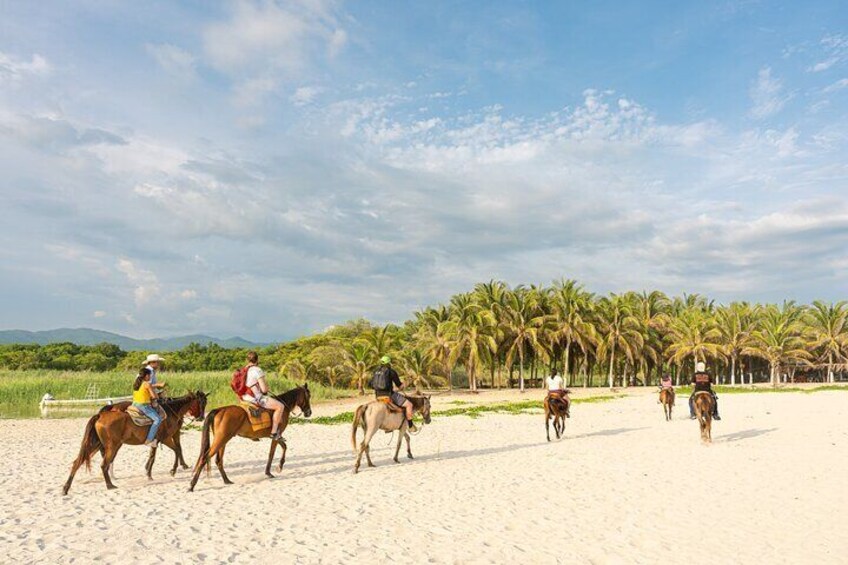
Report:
106,484,118,490
181,464,189,470
170,470,177,477
407,454,413,460
265,473,275,479
223,480,234,485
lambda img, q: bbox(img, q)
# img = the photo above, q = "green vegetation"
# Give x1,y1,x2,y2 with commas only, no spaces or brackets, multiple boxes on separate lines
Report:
0,370,354,419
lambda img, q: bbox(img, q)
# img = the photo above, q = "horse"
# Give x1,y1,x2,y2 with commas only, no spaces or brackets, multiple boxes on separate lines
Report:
659,388,675,421
100,396,194,477
693,391,714,443
544,392,570,441
351,395,431,473
63,391,207,494
188,385,312,492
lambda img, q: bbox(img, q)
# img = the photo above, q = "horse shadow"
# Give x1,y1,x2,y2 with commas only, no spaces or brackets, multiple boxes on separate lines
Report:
721,428,777,443
569,427,647,439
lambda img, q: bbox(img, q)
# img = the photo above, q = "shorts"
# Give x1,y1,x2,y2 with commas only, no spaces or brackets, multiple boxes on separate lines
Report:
244,395,270,408
390,392,408,407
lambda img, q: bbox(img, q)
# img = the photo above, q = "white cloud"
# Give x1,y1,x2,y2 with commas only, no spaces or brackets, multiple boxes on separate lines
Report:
749,67,792,119
145,43,197,79
0,52,50,85
823,78,848,93
180,289,197,299
290,85,324,106
93,310,107,318
116,259,161,307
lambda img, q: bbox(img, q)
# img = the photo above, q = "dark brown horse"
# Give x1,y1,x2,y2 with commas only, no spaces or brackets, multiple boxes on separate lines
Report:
659,388,675,421
63,391,208,494
544,392,569,441
189,385,312,492
693,391,714,443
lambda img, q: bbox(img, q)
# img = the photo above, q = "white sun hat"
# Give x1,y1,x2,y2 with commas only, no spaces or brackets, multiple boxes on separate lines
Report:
145,354,166,363
695,361,706,372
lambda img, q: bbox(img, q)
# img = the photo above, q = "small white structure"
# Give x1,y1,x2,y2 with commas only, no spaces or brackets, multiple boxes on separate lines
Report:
39,392,132,418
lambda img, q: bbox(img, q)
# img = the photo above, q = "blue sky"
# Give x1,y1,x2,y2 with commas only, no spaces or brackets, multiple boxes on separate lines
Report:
1,1,847,340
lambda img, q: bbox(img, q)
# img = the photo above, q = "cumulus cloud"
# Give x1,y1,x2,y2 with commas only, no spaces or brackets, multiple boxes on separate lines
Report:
116,259,161,307
749,67,792,119
290,85,324,106
0,52,49,85
145,43,197,79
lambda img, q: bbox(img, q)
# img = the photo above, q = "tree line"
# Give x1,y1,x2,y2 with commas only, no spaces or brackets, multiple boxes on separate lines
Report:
2,280,846,389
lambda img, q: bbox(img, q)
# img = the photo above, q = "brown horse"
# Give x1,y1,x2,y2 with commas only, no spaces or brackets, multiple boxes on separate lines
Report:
659,388,675,421
544,392,570,441
101,396,194,477
351,395,431,473
188,385,312,492
693,391,714,443
63,391,208,494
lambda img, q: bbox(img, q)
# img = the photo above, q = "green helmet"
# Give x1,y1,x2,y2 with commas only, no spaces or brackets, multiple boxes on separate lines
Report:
380,355,391,364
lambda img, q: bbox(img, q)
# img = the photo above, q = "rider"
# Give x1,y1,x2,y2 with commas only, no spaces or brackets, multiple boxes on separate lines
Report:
659,373,675,403
241,351,287,441
689,362,721,420
132,367,163,447
143,354,168,392
372,356,418,433
545,368,570,417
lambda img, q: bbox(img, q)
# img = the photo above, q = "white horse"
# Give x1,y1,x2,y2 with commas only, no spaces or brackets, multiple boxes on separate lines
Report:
350,395,431,473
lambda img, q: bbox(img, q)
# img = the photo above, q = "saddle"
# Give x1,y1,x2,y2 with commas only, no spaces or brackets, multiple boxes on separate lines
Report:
125,404,166,427
376,396,404,413
239,402,273,432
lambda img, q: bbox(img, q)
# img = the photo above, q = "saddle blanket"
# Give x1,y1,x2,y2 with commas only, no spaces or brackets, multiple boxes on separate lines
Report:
376,396,403,413
239,402,272,432
126,404,166,427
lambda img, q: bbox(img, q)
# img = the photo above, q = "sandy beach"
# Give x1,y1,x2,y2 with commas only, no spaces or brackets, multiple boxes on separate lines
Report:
1,390,846,564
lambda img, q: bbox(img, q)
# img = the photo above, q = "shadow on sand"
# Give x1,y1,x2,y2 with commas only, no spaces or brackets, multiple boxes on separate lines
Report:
721,428,777,443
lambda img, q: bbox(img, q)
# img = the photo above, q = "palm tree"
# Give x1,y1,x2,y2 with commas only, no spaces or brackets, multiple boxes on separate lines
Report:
400,348,437,392
343,341,373,394
664,307,722,381
744,302,810,386
445,297,497,391
501,287,550,392
597,293,643,389
715,303,755,385
631,290,669,386
550,279,597,386
364,324,398,361
805,300,848,383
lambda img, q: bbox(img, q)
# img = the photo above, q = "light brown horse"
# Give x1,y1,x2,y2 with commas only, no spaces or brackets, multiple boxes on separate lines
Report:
188,385,312,492
544,392,570,441
351,395,431,473
693,391,714,443
63,391,208,494
659,388,675,421
101,397,193,477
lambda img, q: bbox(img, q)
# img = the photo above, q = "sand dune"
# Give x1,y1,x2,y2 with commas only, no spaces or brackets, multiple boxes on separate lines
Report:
0,391,846,563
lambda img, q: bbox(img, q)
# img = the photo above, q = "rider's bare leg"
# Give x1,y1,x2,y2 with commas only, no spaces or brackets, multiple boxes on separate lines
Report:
402,399,417,430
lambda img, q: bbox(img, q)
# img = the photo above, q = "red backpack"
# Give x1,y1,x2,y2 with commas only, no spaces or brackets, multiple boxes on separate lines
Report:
230,366,251,398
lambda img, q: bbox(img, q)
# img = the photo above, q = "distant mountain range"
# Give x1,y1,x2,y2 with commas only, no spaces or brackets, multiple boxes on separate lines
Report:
0,328,261,351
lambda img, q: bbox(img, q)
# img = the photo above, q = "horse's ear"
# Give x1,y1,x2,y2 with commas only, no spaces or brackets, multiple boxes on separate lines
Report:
303,382,309,390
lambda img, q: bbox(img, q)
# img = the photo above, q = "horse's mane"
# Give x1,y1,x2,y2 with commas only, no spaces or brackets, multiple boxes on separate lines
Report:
274,386,305,408
160,392,196,416
405,394,429,408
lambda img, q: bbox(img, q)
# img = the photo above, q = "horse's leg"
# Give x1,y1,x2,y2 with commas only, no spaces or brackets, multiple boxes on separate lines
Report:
545,404,551,442
354,424,378,473
215,445,234,485
277,440,287,472
393,426,404,463
405,431,413,459
265,440,278,478
145,445,157,480
100,442,121,490
172,432,189,471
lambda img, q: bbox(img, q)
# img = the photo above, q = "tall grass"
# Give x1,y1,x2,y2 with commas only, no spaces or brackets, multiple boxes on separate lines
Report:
0,370,355,419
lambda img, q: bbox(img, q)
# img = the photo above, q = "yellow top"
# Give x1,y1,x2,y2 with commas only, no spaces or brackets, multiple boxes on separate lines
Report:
132,381,154,404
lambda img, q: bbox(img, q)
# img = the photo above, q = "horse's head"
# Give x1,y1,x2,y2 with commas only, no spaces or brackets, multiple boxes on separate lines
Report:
420,395,432,424
188,390,208,420
298,383,312,418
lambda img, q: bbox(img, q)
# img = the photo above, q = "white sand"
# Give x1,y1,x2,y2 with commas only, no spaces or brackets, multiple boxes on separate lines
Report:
1,390,846,564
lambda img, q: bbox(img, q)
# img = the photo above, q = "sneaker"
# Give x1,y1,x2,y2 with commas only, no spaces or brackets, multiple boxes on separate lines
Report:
145,439,158,448
689,415,696,420
714,415,721,421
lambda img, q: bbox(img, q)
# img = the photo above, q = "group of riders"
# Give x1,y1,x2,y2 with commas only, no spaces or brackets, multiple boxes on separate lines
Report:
132,351,719,450
544,361,720,420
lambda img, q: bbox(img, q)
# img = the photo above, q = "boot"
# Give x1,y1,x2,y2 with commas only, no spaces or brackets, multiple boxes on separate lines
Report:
407,420,418,433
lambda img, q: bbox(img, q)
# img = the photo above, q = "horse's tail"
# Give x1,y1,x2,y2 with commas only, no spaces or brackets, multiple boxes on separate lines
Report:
198,408,218,478
74,413,101,472
351,404,366,452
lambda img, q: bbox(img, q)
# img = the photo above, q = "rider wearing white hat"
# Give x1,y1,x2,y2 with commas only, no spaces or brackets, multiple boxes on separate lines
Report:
143,354,167,390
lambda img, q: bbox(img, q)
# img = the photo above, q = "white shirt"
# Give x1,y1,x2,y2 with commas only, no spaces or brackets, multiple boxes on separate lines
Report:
546,375,564,391
243,365,266,402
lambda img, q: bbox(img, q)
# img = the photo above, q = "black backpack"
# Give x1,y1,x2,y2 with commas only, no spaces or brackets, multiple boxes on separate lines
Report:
371,366,390,391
